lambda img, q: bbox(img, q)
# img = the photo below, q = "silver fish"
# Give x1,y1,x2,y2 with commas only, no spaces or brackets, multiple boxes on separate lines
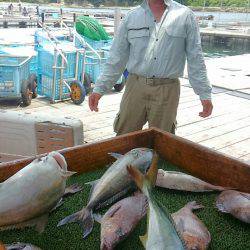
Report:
127,153,186,250
216,190,250,223
172,201,211,250
0,151,76,232
5,242,41,250
94,191,148,250
156,169,228,192
58,148,153,239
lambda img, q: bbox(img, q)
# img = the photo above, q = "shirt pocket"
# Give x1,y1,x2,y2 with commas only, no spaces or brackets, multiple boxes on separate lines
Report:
127,28,150,58
162,24,186,50
165,26,186,38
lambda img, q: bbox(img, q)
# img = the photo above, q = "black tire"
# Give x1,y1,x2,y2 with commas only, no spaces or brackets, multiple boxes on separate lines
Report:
28,74,38,99
21,80,32,106
114,76,126,92
83,73,92,95
70,80,86,105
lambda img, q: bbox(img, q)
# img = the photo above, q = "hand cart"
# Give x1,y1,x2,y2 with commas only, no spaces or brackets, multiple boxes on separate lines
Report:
0,55,37,106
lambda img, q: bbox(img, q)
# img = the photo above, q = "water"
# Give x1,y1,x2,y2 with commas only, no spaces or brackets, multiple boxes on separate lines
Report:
0,3,250,22
202,43,250,58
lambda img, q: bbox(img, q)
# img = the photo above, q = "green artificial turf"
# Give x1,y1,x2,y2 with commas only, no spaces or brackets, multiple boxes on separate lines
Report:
0,159,249,250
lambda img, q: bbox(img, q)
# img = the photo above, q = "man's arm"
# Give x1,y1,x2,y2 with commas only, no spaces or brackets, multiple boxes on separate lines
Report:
185,11,213,117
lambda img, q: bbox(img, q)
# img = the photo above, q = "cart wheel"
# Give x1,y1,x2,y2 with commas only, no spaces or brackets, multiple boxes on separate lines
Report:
114,76,126,92
84,73,92,95
21,80,32,106
28,74,37,99
70,80,86,105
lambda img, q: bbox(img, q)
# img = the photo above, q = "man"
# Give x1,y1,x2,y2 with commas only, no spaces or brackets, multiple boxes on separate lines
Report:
89,0,213,135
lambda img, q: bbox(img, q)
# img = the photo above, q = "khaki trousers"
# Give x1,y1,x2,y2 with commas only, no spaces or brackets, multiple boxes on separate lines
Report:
113,74,180,135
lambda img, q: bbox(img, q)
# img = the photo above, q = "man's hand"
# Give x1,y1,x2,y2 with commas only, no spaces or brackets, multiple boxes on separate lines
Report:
199,99,213,118
89,93,102,112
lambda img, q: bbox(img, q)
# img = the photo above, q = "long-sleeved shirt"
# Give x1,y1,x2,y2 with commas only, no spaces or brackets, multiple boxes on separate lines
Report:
93,0,212,100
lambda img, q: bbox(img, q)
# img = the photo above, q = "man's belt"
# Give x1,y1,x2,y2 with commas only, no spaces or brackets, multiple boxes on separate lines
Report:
130,74,179,86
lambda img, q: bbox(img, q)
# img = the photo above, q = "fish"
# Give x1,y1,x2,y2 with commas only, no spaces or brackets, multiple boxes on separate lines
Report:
216,190,250,223
94,191,148,250
127,153,186,250
172,201,211,250
57,148,153,239
156,169,228,192
5,242,41,250
0,151,78,232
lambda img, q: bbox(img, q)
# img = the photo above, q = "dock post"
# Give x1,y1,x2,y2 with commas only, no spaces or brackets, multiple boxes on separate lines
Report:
114,7,121,36
3,21,8,28
41,12,45,25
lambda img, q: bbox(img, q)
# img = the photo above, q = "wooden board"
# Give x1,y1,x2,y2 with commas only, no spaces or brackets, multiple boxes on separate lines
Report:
0,128,249,193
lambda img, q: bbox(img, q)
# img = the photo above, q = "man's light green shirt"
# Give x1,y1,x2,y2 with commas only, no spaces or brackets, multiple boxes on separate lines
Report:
93,0,212,100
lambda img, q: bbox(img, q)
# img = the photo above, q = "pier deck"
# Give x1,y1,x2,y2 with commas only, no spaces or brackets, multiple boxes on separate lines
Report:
0,77,249,163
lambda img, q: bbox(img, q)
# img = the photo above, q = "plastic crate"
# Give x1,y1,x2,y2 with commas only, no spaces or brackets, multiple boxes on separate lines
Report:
37,74,71,100
34,29,71,51
0,45,37,74
84,55,107,83
0,56,30,98
37,47,78,79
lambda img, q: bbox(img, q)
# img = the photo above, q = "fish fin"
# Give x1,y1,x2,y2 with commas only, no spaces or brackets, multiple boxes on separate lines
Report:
145,152,159,187
139,233,148,248
34,214,49,233
93,213,102,224
0,214,48,233
57,208,94,239
127,152,159,191
50,199,64,212
61,170,77,179
106,205,121,218
95,187,131,210
185,201,204,210
85,179,99,187
127,165,144,190
63,183,83,197
108,152,123,159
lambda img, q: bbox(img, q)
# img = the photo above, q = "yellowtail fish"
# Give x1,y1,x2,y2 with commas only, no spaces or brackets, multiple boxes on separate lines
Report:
0,151,78,232
58,148,153,239
127,153,186,250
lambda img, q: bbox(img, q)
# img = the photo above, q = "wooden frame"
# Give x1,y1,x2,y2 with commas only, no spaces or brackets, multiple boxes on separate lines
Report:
0,128,249,192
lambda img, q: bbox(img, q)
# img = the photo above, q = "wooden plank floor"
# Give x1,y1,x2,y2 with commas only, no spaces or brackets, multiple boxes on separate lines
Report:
0,79,249,163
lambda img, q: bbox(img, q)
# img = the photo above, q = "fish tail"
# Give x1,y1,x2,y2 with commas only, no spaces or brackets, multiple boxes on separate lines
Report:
57,208,94,239
127,152,159,192
186,201,204,210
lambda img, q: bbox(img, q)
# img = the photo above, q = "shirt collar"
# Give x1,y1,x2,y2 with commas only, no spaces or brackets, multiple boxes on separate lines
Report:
141,0,172,9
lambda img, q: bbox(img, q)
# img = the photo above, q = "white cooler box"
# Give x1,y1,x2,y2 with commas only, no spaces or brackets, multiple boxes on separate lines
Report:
0,110,83,162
